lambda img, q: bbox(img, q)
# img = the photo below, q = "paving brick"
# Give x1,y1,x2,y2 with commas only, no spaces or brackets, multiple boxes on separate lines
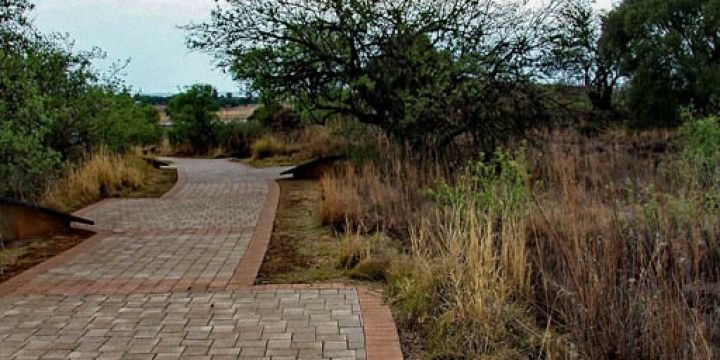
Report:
0,159,403,359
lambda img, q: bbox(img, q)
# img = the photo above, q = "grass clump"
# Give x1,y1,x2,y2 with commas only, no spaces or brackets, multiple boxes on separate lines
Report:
247,125,349,167
387,149,554,359
41,151,161,213
252,134,292,160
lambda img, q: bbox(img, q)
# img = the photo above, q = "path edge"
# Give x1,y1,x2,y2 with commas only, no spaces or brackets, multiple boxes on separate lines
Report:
0,232,109,296
161,162,187,199
358,288,404,360
228,178,280,287
249,284,404,360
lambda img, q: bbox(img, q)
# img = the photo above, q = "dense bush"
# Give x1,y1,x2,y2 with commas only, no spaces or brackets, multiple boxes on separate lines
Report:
91,90,161,153
249,101,301,132
604,0,720,127
0,0,162,201
216,120,265,157
166,84,221,154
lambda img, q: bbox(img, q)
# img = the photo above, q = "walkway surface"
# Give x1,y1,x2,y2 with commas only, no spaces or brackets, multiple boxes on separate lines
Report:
0,158,402,360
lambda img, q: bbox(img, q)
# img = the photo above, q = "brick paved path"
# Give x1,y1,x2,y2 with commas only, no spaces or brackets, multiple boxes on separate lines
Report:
0,158,402,360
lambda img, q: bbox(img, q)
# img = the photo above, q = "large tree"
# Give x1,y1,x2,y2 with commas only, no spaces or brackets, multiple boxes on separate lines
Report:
604,0,720,127
545,0,622,113
186,0,556,152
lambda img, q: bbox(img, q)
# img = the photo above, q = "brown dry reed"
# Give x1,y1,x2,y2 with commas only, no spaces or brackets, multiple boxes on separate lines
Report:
319,126,719,359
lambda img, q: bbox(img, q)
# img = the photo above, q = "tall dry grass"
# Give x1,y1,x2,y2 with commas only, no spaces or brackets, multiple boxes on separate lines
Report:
320,160,444,236
319,123,720,359
41,151,153,213
252,125,347,161
529,128,718,359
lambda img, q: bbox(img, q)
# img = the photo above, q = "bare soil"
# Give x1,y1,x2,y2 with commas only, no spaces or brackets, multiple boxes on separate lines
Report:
256,180,347,284
0,229,93,284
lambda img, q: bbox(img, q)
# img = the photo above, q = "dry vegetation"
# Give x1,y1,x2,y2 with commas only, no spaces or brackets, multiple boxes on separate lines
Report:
318,120,720,359
257,179,401,285
1,150,176,285
250,126,347,165
41,151,176,213
256,180,345,284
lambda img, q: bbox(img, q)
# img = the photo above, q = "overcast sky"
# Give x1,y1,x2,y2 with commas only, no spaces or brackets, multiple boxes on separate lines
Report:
32,0,616,95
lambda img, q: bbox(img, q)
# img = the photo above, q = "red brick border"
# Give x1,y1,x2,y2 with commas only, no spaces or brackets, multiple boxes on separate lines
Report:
249,284,404,360
358,288,404,360
234,174,403,359
0,232,109,296
228,179,280,289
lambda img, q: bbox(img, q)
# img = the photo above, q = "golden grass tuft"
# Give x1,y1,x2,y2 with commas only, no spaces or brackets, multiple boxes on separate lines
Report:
251,134,293,159
41,151,153,213
250,126,347,162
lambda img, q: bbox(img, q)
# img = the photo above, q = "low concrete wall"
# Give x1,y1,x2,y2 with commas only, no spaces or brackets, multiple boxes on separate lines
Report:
281,155,345,180
0,200,92,241
0,203,72,241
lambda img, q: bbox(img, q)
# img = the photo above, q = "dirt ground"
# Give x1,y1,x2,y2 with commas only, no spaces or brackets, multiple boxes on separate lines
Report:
255,180,347,284
256,179,426,359
0,229,93,283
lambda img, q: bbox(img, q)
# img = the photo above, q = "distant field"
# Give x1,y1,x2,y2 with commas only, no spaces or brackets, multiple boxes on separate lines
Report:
154,104,258,126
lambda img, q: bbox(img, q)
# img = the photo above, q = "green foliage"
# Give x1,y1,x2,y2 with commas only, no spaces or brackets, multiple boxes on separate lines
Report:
427,147,531,213
545,0,621,112
0,121,61,200
166,84,221,153
249,100,300,131
604,0,720,127
187,0,556,153
0,0,162,200
679,114,720,189
91,90,161,153
216,120,265,157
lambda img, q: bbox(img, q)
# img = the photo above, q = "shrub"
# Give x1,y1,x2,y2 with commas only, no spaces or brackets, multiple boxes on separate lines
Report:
679,114,720,187
91,90,162,153
166,84,221,154
0,122,62,201
216,120,265,157
0,2,163,201
249,101,300,131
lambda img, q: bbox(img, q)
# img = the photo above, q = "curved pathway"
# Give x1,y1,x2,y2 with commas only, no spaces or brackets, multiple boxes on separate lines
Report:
0,158,402,360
